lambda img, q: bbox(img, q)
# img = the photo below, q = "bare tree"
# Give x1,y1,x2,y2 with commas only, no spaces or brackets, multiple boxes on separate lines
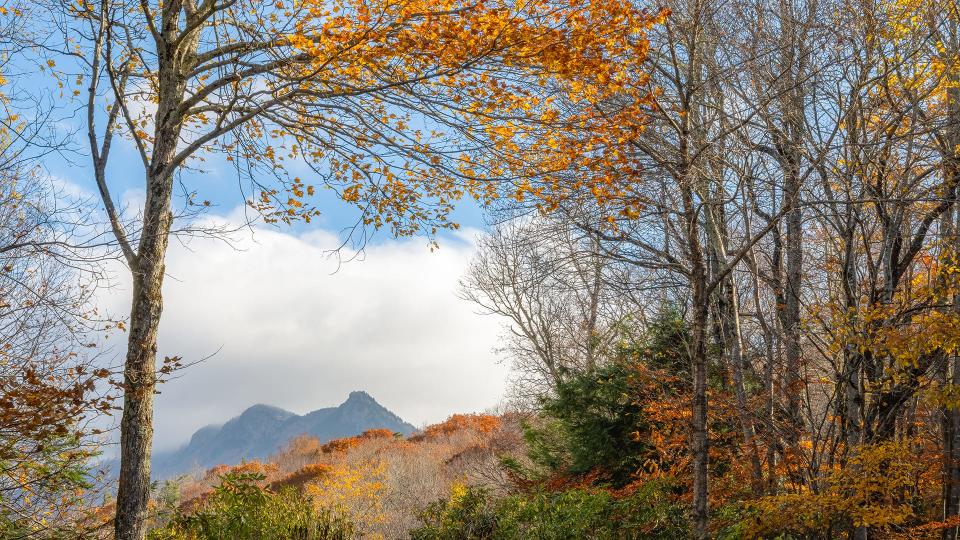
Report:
461,212,634,402
0,171,115,536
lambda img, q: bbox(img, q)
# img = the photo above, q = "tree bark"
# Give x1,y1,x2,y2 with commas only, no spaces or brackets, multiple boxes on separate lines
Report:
706,197,763,490
690,274,711,540
113,175,174,539
720,274,764,490
681,168,711,538
779,131,803,445
944,352,960,540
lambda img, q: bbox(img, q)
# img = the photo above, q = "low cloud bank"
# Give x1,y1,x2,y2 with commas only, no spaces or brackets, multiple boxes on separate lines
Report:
97,217,507,452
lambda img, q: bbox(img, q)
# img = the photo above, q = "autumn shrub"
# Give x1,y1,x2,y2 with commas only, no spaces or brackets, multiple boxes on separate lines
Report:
737,441,928,538
411,415,502,442
411,484,499,539
270,463,333,491
411,485,621,540
148,470,354,540
304,458,387,535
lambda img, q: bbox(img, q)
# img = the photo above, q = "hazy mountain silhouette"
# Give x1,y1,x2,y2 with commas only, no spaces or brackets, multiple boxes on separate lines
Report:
150,391,416,479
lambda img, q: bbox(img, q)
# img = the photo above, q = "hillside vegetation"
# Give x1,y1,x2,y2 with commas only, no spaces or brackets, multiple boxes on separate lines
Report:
147,414,521,539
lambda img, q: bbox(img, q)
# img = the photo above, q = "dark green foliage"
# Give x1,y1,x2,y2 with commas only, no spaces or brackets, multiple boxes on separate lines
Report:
411,486,618,540
634,307,690,376
148,470,354,540
622,480,689,538
534,359,649,486
523,309,691,488
495,489,618,539
513,417,572,477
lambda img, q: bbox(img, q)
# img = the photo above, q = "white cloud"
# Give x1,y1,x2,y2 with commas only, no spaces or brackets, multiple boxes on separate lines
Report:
97,214,508,452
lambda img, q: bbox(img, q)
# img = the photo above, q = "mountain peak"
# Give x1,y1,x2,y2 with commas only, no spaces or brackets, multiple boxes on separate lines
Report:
344,390,375,405
152,391,416,479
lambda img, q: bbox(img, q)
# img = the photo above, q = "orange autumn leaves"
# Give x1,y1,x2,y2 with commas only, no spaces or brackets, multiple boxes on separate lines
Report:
60,0,665,235
250,0,665,234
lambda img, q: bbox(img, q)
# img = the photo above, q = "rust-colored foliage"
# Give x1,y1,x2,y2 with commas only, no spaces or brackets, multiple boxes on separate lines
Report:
269,463,334,491
0,364,110,457
411,414,502,442
320,428,397,454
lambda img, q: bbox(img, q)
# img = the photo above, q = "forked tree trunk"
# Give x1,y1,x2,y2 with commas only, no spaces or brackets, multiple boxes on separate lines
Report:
112,4,199,536
114,42,191,540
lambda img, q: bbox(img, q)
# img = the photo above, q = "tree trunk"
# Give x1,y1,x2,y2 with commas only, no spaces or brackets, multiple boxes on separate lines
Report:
113,174,174,540
112,6,197,536
746,246,779,491
943,35,960,537
114,41,188,540
721,276,763,490
681,172,711,539
691,277,710,540
782,144,803,444
944,353,960,540
706,199,763,490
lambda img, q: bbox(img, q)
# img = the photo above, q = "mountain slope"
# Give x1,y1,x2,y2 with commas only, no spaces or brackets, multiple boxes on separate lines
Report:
151,391,416,479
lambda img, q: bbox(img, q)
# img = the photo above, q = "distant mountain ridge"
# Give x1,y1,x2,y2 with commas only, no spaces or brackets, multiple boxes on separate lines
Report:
151,391,416,479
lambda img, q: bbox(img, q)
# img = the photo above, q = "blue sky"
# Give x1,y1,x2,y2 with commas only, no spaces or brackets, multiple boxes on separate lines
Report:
8,39,491,246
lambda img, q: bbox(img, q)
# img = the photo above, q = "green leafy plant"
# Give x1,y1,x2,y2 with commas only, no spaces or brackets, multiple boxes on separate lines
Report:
149,470,354,540
412,483,687,540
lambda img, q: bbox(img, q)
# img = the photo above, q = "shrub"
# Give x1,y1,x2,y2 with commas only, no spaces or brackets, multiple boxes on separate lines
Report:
148,470,354,540
493,488,618,539
411,482,687,540
411,484,498,539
